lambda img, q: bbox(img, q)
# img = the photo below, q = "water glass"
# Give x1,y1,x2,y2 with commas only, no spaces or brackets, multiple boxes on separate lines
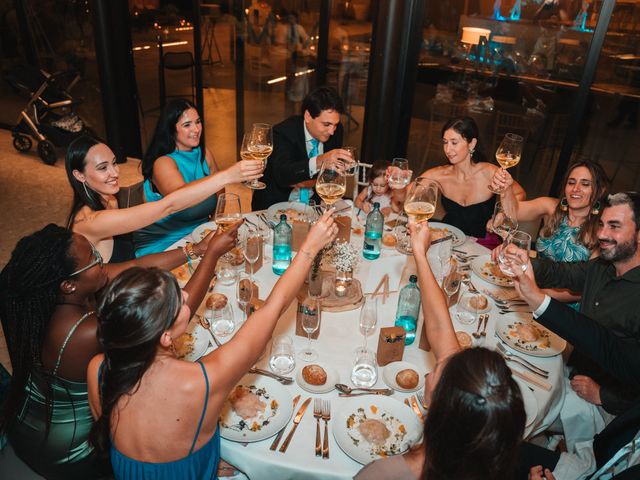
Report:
351,349,378,387
388,158,411,189
269,334,295,375
491,200,518,240
205,302,235,337
216,257,237,286
498,230,531,277
456,289,481,326
342,146,358,176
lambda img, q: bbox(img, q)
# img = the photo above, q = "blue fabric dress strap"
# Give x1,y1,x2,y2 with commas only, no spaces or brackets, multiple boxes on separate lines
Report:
190,360,209,454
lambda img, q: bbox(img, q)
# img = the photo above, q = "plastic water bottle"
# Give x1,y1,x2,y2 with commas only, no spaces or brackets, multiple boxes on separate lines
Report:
363,202,383,260
395,275,421,345
272,214,292,275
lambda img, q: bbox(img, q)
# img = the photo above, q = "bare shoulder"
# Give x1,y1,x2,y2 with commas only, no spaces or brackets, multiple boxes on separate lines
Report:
420,165,448,180
71,205,96,228
153,155,179,173
478,162,499,178
88,353,105,378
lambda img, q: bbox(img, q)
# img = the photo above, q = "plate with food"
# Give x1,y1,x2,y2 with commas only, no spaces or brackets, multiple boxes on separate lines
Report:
172,320,209,362
333,396,423,465
471,255,514,288
219,373,293,443
171,260,199,288
514,377,538,431
458,293,491,314
381,232,398,249
429,222,466,247
295,362,339,394
496,318,566,358
266,202,309,223
191,221,218,242
382,361,425,393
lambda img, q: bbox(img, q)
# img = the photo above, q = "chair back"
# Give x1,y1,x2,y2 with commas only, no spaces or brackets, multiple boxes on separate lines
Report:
116,181,144,208
352,161,372,199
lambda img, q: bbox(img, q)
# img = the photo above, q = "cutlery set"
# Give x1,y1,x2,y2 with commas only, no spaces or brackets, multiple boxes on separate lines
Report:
404,394,427,421
472,314,490,340
271,396,331,458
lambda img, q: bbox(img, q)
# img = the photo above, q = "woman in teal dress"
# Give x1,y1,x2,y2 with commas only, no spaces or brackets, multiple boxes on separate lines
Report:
135,99,232,256
0,223,235,479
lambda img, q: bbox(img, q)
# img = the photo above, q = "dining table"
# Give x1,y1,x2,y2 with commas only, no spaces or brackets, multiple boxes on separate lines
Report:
168,208,566,480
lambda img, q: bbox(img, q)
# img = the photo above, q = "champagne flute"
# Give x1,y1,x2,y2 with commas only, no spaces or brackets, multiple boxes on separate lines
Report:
491,200,518,240
246,123,273,190
404,177,439,224
299,298,320,362
315,163,346,212
489,133,523,193
388,158,412,189
236,273,253,324
242,229,261,284
498,230,531,277
358,296,378,354
443,265,461,307
214,193,242,232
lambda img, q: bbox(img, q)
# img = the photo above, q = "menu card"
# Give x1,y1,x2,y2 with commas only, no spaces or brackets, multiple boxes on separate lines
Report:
335,215,351,243
377,326,406,366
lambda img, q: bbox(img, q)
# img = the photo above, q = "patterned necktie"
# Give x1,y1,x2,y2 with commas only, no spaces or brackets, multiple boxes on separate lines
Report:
309,138,320,158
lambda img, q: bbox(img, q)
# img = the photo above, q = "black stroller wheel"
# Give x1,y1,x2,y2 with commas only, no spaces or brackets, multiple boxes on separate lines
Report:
37,140,57,165
13,135,32,152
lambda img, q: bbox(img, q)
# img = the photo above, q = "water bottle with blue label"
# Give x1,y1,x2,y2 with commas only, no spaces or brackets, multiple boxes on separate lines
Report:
362,202,383,260
272,214,292,275
395,275,421,345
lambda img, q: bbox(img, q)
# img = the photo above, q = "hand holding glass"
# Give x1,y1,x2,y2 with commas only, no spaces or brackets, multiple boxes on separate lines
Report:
215,193,242,232
498,231,531,277
404,177,439,224
315,163,346,210
342,146,358,176
489,133,523,193
245,123,273,190
388,158,411,189
491,200,518,239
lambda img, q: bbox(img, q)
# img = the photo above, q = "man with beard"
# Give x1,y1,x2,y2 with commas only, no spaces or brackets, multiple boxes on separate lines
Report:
516,192,640,452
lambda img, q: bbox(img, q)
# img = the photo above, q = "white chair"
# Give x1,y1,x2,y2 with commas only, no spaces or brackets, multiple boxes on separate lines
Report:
352,161,372,200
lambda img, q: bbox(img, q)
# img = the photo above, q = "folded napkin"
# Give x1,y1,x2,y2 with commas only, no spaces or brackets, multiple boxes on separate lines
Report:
510,367,552,391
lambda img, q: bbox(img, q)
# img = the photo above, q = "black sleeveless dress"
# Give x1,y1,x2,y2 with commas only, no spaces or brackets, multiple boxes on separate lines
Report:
441,194,496,238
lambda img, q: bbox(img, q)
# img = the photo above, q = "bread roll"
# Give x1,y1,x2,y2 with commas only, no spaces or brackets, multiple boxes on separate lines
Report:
382,233,397,247
469,295,488,310
206,293,228,310
302,364,327,386
395,368,419,389
456,331,472,349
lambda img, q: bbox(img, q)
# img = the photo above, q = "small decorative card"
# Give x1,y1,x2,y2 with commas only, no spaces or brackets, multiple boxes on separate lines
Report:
377,326,406,366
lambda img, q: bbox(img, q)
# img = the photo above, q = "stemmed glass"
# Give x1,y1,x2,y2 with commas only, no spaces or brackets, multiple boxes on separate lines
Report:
488,133,523,193
404,177,439,224
342,146,358,177
241,229,261,284
388,158,412,189
498,230,531,277
491,200,518,240
236,273,253,324
357,296,378,354
443,264,461,307
214,193,242,232
315,163,346,212
394,212,412,255
246,123,273,190
299,298,321,362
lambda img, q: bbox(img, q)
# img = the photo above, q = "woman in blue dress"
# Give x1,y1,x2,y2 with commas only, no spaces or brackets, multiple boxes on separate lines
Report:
135,99,249,256
87,213,337,479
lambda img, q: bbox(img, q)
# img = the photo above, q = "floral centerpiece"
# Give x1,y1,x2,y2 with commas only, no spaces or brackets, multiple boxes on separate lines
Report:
326,242,360,284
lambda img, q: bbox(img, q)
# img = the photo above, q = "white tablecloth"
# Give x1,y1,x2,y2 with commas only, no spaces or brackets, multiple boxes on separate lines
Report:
170,213,565,480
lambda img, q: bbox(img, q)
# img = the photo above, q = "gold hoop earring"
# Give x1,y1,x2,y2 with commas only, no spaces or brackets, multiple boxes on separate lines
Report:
560,197,569,212
590,200,601,216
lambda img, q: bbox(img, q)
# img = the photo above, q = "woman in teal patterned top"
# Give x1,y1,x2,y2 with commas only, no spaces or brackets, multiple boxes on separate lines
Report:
491,161,609,305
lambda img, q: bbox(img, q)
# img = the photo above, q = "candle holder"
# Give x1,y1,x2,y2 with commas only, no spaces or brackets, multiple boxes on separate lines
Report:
335,279,348,297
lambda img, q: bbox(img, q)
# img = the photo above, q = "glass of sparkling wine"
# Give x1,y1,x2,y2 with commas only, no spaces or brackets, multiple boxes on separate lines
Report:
269,334,295,375
245,123,273,190
491,200,518,239
498,230,531,277
315,163,346,212
489,133,523,193
357,296,378,354
214,193,242,232
242,230,261,284
404,177,439,224
342,146,358,176
351,349,377,388
388,158,412,189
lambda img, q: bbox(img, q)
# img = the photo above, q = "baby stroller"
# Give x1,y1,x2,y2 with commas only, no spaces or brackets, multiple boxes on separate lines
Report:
4,64,92,165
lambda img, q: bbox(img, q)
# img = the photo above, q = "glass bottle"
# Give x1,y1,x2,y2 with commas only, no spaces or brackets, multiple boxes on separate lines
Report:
362,202,383,260
272,214,292,275
394,275,421,345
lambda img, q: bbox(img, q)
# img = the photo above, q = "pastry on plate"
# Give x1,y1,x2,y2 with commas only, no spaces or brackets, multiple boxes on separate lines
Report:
515,323,542,343
302,364,327,386
206,293,228,310
382,233,397,247
395,369,419,389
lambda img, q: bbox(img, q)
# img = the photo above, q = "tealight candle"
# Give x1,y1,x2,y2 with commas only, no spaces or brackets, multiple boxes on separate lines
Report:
335,280,348,297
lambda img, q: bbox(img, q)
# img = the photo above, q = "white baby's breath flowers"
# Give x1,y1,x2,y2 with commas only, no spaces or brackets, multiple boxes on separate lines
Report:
327,242,360,273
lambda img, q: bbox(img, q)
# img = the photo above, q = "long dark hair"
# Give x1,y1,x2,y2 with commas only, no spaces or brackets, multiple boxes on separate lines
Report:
65,135,105,226
441,116,487,163
0,224,76,435
424,348,525,479
539,160,610,251
142,98,204,181
90,267,182,453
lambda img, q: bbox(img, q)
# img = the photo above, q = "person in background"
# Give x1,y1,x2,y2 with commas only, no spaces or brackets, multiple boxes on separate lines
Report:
66,135,262,263
0,222,236,479
251,86,353,210
354,160,393,216
87,212,337,478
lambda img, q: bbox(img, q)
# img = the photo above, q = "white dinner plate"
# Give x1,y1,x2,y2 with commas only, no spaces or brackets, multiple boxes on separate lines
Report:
496,317,566,358
266,202,309,223
173,319,209,362
191,221,218,242
514,377,538,430
471,254,515,288
382,361,425,393
333,396,423,465
219,373,294,443
429,222,466,247
457,293,492,314
295,362,339,394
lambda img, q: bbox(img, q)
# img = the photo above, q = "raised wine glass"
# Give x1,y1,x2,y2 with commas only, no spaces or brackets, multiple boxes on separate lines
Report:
214,193,242,232
315,163,346,212
388,158,412,189
404,177,439,224
498,230,531,277
299,298,321,362
490,200,518,240
357,296,378,354
246,123,273,190
239,133,257,190
342,146,358,177
489,133,523,193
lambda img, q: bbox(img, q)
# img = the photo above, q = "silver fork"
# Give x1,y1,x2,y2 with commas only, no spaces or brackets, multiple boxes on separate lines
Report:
417,391,428,412
495,342,549,377
313,399,322,457
322,400,331,459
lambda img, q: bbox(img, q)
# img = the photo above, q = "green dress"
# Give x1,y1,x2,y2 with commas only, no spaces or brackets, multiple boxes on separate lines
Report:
7,312,110,479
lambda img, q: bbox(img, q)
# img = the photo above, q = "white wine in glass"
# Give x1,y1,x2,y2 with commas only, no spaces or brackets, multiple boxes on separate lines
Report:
404,178,439,224
315,163,346,209
490,133,523,193
246,123,273,190
215,193,242,232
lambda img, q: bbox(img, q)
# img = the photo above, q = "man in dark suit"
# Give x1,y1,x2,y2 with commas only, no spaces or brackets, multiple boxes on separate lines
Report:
251,86,353,211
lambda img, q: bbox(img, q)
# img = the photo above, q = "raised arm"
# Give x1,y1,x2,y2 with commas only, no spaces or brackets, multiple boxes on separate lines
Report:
72,160,263,243
150,148,221,197
491,168,555,222
205,212,338,394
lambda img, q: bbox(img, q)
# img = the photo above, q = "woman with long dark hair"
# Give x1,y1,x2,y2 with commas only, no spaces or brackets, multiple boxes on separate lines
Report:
134,98,240,256
87,212,337,478
355,222,526,479
66,133,262,262
0,222,236,479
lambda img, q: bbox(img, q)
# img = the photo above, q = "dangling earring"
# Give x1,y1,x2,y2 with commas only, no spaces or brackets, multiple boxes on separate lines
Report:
469,148,475,158
560,197,569,212
82,181,91,199
590,200,601,216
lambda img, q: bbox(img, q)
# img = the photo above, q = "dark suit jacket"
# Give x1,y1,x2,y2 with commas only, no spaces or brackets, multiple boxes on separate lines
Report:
251,115,344,211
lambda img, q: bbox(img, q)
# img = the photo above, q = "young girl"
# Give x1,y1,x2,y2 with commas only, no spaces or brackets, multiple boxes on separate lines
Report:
355,160,393,216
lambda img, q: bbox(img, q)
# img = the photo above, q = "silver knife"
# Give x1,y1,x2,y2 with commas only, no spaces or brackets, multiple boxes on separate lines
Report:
409,396,424,421
270,394,301,451
279,397,312,453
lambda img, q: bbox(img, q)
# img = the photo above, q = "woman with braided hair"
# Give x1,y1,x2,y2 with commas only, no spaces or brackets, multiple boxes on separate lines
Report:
0,222,238,479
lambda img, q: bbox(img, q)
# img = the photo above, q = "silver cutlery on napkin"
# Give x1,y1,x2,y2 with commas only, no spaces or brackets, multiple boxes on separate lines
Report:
496,342,549,377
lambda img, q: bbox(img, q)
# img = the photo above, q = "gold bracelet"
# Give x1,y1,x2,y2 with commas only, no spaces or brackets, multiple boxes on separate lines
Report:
185,242,200,260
